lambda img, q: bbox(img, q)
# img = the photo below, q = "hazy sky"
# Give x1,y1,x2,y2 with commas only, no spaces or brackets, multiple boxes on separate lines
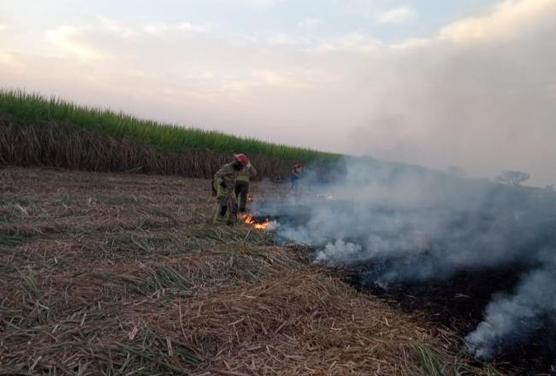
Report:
1,0,555,185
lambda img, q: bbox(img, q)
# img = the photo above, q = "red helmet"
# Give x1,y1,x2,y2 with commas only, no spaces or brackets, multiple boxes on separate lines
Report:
234,153,249,166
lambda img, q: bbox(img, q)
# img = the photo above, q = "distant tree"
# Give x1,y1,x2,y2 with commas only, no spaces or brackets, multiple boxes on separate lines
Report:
446,166,465,177
496,170,530,186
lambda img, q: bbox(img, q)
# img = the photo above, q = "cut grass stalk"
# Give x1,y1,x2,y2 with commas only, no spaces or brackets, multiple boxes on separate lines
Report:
0,234,28,247
414,344,453,376
18,268,42,301
86,265,193,295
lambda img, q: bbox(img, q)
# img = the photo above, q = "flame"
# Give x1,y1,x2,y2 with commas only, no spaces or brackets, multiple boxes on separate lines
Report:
240,214,272,230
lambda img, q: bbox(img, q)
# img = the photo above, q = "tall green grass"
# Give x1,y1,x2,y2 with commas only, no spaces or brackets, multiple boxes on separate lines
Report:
0,90,339,162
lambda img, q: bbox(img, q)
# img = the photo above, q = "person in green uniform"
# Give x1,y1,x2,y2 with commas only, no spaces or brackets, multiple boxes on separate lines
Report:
235,157,257,213
213,154,250,225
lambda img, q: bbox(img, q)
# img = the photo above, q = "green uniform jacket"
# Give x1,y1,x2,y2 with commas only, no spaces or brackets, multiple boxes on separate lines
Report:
236,165,257,183
214,163,238,195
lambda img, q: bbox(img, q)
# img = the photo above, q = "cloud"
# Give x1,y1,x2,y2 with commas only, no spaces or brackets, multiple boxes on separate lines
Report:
252,69,314,89
391,0,556,49
45,26,106,61
143,22,211,36
376,7,415,24
438,0,556,43
98,17,137,38
389,37,431,50
314,33,381,53
266,33,305,46
0,24,8,31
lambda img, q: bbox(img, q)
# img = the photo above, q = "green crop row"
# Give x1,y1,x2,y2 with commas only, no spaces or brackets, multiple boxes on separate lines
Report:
0,90,339,163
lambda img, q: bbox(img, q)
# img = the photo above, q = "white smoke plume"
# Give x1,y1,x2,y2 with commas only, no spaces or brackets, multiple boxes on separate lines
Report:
257,157,556,359
465,251,556,360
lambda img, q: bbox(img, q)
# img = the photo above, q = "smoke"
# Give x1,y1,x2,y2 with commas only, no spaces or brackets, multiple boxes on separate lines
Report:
257,157,556,359
465,254,556,360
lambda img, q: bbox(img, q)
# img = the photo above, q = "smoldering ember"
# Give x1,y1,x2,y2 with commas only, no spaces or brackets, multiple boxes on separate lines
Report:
251,157,556,370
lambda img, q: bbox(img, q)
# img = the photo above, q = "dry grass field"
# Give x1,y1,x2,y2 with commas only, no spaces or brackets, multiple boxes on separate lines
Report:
0,167,502,375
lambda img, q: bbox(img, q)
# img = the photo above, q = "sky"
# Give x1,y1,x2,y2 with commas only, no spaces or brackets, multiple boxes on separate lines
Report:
1,0,555,185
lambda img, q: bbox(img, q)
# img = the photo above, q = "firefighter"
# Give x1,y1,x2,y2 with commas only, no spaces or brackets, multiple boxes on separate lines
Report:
235,157,257,213
290,162,304,191
213,154,249,225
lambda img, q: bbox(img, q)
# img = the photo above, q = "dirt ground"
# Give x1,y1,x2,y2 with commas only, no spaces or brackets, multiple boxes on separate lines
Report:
0,167,502,375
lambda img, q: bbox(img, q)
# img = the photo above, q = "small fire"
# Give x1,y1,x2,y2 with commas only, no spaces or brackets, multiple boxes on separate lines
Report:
241,214,273,230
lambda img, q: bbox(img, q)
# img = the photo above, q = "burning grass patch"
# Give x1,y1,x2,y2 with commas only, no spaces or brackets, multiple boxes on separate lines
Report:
191,224,274,246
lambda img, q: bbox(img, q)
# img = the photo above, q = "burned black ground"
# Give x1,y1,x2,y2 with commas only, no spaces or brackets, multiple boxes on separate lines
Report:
343,264,556,375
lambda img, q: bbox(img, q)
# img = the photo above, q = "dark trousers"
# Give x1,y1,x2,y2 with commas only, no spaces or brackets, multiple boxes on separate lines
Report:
235,181,249,212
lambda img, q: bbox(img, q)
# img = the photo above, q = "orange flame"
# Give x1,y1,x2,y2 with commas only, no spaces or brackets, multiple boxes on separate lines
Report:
241,214,272,230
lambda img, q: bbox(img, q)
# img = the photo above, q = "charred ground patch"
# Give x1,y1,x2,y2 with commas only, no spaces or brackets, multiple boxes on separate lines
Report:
341,263,556,374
